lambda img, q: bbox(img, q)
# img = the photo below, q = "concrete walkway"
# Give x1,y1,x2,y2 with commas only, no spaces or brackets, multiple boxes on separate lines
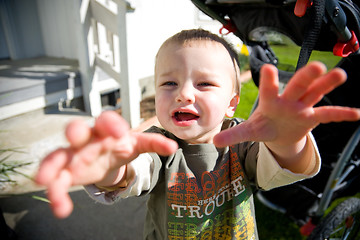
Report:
0,107,147,240
0,106,92,194
1,189,148,240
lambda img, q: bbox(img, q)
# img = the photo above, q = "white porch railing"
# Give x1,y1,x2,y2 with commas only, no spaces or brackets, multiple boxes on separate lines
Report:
72,0,140,127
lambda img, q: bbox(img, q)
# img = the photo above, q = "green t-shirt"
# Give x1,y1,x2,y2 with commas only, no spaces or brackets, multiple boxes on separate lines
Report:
144,121,259,240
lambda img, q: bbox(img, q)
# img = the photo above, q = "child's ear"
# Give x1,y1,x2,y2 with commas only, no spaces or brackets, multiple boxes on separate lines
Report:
226,95,240,118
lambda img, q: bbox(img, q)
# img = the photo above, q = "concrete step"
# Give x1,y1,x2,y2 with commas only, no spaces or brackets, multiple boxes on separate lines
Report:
0,57,83,120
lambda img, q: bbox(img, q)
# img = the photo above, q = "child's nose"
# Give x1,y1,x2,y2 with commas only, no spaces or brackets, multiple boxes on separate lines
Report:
176,83,195,103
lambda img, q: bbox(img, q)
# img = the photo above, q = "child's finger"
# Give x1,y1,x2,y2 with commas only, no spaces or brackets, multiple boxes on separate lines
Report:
35,148,72,186
66,119,92,148
94,111,130,139
281,62,326,102
47,170,74,219
213,123,251,148
299,68,347,107
258,64,279,104
213,117,275,148
133,133,178,156
314,106,360,124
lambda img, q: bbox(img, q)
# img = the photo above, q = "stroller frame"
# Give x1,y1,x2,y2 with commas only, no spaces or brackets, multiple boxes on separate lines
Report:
316,125,360,218
191,0,360,239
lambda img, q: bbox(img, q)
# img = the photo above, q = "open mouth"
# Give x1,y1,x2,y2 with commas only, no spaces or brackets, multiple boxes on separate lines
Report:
174,111,199,122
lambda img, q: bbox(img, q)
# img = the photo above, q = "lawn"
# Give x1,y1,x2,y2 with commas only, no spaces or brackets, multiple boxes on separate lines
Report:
271,44,341,70
233,43,341,239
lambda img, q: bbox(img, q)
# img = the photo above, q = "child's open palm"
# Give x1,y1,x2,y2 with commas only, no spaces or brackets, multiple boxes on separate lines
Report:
214,62,360,148
36,111,178,218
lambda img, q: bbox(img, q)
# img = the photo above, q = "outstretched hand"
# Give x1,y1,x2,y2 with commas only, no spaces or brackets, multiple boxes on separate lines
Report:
214,62,360,148
36,111,178,218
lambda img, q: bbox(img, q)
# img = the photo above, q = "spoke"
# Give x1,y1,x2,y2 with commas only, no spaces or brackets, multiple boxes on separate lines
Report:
328,218,354,240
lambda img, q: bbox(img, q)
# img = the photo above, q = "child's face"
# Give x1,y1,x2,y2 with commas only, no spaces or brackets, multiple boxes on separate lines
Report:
154,41,239,144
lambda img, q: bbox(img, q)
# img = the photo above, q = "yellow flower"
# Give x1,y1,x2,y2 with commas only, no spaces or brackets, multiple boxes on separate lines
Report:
240,44,249,56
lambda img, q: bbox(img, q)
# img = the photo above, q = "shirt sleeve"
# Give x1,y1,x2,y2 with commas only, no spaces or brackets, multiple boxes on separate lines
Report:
256,133,321,191
84,153,154,204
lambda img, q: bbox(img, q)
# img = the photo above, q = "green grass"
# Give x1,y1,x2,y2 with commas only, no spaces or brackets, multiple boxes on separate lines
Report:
271,44,341,71
233,43,345,238
234,80,258,120
0,146,32,188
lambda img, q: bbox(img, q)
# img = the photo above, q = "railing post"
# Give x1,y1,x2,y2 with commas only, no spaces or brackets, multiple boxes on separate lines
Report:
72,0,140,126
72,0,102,117
117,0,140,127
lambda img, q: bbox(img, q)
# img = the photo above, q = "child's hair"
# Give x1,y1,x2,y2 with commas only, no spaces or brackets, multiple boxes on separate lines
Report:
155,29,241,94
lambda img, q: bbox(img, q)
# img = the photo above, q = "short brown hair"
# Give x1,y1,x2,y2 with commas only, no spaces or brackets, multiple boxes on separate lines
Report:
155,29,241,94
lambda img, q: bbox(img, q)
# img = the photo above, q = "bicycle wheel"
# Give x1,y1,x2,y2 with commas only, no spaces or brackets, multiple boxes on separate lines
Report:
308,197,360,240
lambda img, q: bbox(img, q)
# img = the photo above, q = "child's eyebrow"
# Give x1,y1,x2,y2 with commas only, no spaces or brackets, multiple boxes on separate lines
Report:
157,68,184,78
158,71,174,77
158,69,221,81
156,72,176,83
192,69,222,80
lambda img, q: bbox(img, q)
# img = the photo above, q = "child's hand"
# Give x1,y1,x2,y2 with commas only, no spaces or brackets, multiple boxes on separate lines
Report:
214,62,360,160
36,111,178,218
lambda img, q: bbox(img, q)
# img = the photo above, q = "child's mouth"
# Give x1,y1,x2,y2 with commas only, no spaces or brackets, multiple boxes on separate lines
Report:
174,111,199,122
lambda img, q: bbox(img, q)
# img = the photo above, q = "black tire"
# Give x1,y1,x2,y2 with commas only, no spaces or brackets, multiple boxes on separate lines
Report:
308,197,360,240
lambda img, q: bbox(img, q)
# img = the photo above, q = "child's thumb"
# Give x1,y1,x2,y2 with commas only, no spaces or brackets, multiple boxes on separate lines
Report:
213,122,254,148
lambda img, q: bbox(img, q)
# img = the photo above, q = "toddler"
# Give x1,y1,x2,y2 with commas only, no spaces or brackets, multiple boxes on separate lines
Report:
36,29,360,239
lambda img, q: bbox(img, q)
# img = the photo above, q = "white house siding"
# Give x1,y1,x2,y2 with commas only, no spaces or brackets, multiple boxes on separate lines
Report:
36,0,78,59
0,0,45,59
126,0,223,91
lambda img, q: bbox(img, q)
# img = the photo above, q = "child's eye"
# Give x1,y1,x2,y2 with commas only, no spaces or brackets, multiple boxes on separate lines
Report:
198,82,214,87
161,81,177,86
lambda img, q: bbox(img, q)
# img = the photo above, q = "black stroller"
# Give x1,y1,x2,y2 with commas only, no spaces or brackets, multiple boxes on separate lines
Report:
191,0,360,239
